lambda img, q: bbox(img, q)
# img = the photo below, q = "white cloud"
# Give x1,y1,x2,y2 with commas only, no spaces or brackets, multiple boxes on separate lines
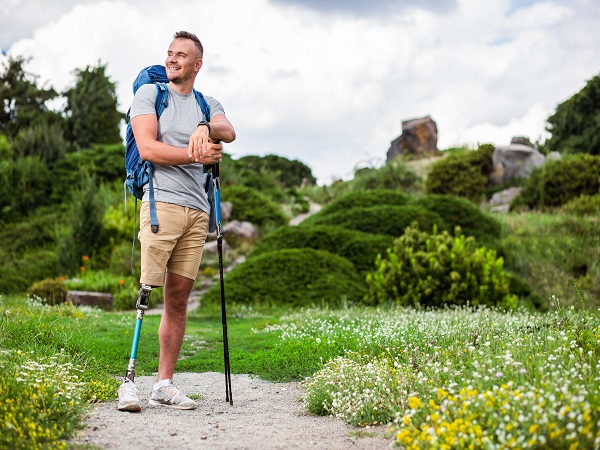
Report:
3,0,599,184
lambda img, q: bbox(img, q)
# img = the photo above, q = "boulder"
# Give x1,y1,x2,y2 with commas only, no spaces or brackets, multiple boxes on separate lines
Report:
222,220,258,248
203,239,230,254
221,201,233,222
489,138,545,186
66,290,113,310
487,187,523,213
387,115,438,161
223,220,258,239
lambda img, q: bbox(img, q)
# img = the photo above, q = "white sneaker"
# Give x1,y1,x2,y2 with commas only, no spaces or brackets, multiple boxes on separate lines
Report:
117,379,141,412
149,383,196,410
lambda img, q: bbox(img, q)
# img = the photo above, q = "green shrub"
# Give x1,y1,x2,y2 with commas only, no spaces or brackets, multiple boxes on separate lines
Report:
0,248,60,294
202,248,367,306
50,143,124,202
351,159,422,193
410,194,502,248
225,184,288,234
511,154,600,210
425,145,494,203
365,224,515,308
304,204,448,237
250,225,394,273
26,277,67,305
301,189,410,227
561,193,600,216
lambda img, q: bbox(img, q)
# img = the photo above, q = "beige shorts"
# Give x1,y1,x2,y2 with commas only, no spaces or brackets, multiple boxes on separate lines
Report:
139,202,209,287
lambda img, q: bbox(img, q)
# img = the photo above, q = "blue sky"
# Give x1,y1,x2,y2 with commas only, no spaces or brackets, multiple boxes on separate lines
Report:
1,0,599,184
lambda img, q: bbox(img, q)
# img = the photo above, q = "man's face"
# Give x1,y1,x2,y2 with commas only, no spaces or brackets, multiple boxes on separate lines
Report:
165,38,202,84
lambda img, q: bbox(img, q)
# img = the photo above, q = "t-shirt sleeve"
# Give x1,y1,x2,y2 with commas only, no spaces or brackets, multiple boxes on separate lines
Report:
206,96,226,119
130,84,158,119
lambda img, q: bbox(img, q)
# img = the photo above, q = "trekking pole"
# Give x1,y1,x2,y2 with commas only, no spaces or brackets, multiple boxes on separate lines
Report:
125,284,152,382
211,162,233,405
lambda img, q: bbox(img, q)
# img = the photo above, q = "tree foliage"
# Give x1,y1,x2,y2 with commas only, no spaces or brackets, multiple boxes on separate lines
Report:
545,74,600,155
0,56,62,139
64,63,123,148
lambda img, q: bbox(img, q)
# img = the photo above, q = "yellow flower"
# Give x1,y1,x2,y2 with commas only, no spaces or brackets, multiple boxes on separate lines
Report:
408,396,421,409
529,424,539,433
403,415,411,425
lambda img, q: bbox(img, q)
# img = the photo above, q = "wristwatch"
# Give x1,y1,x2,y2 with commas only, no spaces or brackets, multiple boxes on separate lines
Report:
198,120,211,135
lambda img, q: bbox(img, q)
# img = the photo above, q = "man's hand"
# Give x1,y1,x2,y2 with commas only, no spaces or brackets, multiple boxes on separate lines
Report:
188,124,211,162
197,139,223,165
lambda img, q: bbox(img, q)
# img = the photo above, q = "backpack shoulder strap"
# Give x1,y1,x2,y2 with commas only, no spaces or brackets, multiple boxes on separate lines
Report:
155,82,169,117
193,89,211,120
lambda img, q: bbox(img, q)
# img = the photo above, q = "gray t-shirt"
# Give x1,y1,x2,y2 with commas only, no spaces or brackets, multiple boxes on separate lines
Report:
129,83,225,214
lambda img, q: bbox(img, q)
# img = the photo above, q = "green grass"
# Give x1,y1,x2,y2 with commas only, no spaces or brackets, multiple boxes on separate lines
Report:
498,212,600,309
2,292,599,449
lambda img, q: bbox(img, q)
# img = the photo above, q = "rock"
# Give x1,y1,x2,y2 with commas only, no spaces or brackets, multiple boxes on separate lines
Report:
547,151,562,161
489,140,545,186
387,115,438,161
203,239,230,254
486,187,523,213
510,136,535,147
223,221,258,239
221,201,233,222
66,290,113,310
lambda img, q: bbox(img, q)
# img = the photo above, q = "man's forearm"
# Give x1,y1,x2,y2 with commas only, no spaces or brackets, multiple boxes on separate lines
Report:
208,115,236,143
139,140,195,165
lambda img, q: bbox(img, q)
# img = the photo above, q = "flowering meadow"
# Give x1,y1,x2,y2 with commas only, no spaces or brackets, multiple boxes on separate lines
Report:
261,301,600,449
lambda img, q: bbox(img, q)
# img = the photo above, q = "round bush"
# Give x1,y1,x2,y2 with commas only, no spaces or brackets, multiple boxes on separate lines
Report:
225,184,288,232
26,277,67,306
425,145,494,203
302,189,410,227
561,193,600,216
365,224,515,309
410,194,501,248
201,248,368,306
250,225,394,273
305,204,448,237
511,154,600,210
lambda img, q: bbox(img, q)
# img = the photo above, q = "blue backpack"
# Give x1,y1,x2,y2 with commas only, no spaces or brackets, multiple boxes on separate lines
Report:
124,65,211,234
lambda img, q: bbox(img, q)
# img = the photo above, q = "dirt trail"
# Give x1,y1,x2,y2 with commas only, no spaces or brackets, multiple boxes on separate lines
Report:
72,372,391,450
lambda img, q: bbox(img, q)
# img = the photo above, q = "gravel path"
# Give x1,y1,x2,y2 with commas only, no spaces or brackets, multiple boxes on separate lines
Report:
72,372,392,450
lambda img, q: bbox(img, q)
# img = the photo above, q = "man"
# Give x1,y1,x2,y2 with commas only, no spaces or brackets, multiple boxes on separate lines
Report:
118,31,236,412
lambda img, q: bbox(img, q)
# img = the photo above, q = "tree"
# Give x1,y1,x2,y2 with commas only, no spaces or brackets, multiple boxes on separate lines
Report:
545,74,600,155
0,56,62,139
64,62,123,149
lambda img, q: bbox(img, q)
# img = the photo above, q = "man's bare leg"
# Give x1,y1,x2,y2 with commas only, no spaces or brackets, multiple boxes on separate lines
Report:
157,272,194,381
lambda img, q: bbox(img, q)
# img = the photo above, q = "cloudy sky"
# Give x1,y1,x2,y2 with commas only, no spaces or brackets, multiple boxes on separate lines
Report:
1,0,599,184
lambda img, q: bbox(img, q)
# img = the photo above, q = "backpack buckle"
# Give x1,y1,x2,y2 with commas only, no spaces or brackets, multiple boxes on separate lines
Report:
151,225,159,234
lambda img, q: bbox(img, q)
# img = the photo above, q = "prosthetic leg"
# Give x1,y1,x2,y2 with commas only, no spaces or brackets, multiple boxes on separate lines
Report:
125,284,152,382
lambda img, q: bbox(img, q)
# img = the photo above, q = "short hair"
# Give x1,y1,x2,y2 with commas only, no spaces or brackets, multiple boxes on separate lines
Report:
173,31,203,58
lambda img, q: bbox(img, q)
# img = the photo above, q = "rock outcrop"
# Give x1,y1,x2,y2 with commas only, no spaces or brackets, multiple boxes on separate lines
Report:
387,116,438,161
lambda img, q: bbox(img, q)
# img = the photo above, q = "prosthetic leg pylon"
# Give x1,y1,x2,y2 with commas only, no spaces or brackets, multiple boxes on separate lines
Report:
124,284,152,382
